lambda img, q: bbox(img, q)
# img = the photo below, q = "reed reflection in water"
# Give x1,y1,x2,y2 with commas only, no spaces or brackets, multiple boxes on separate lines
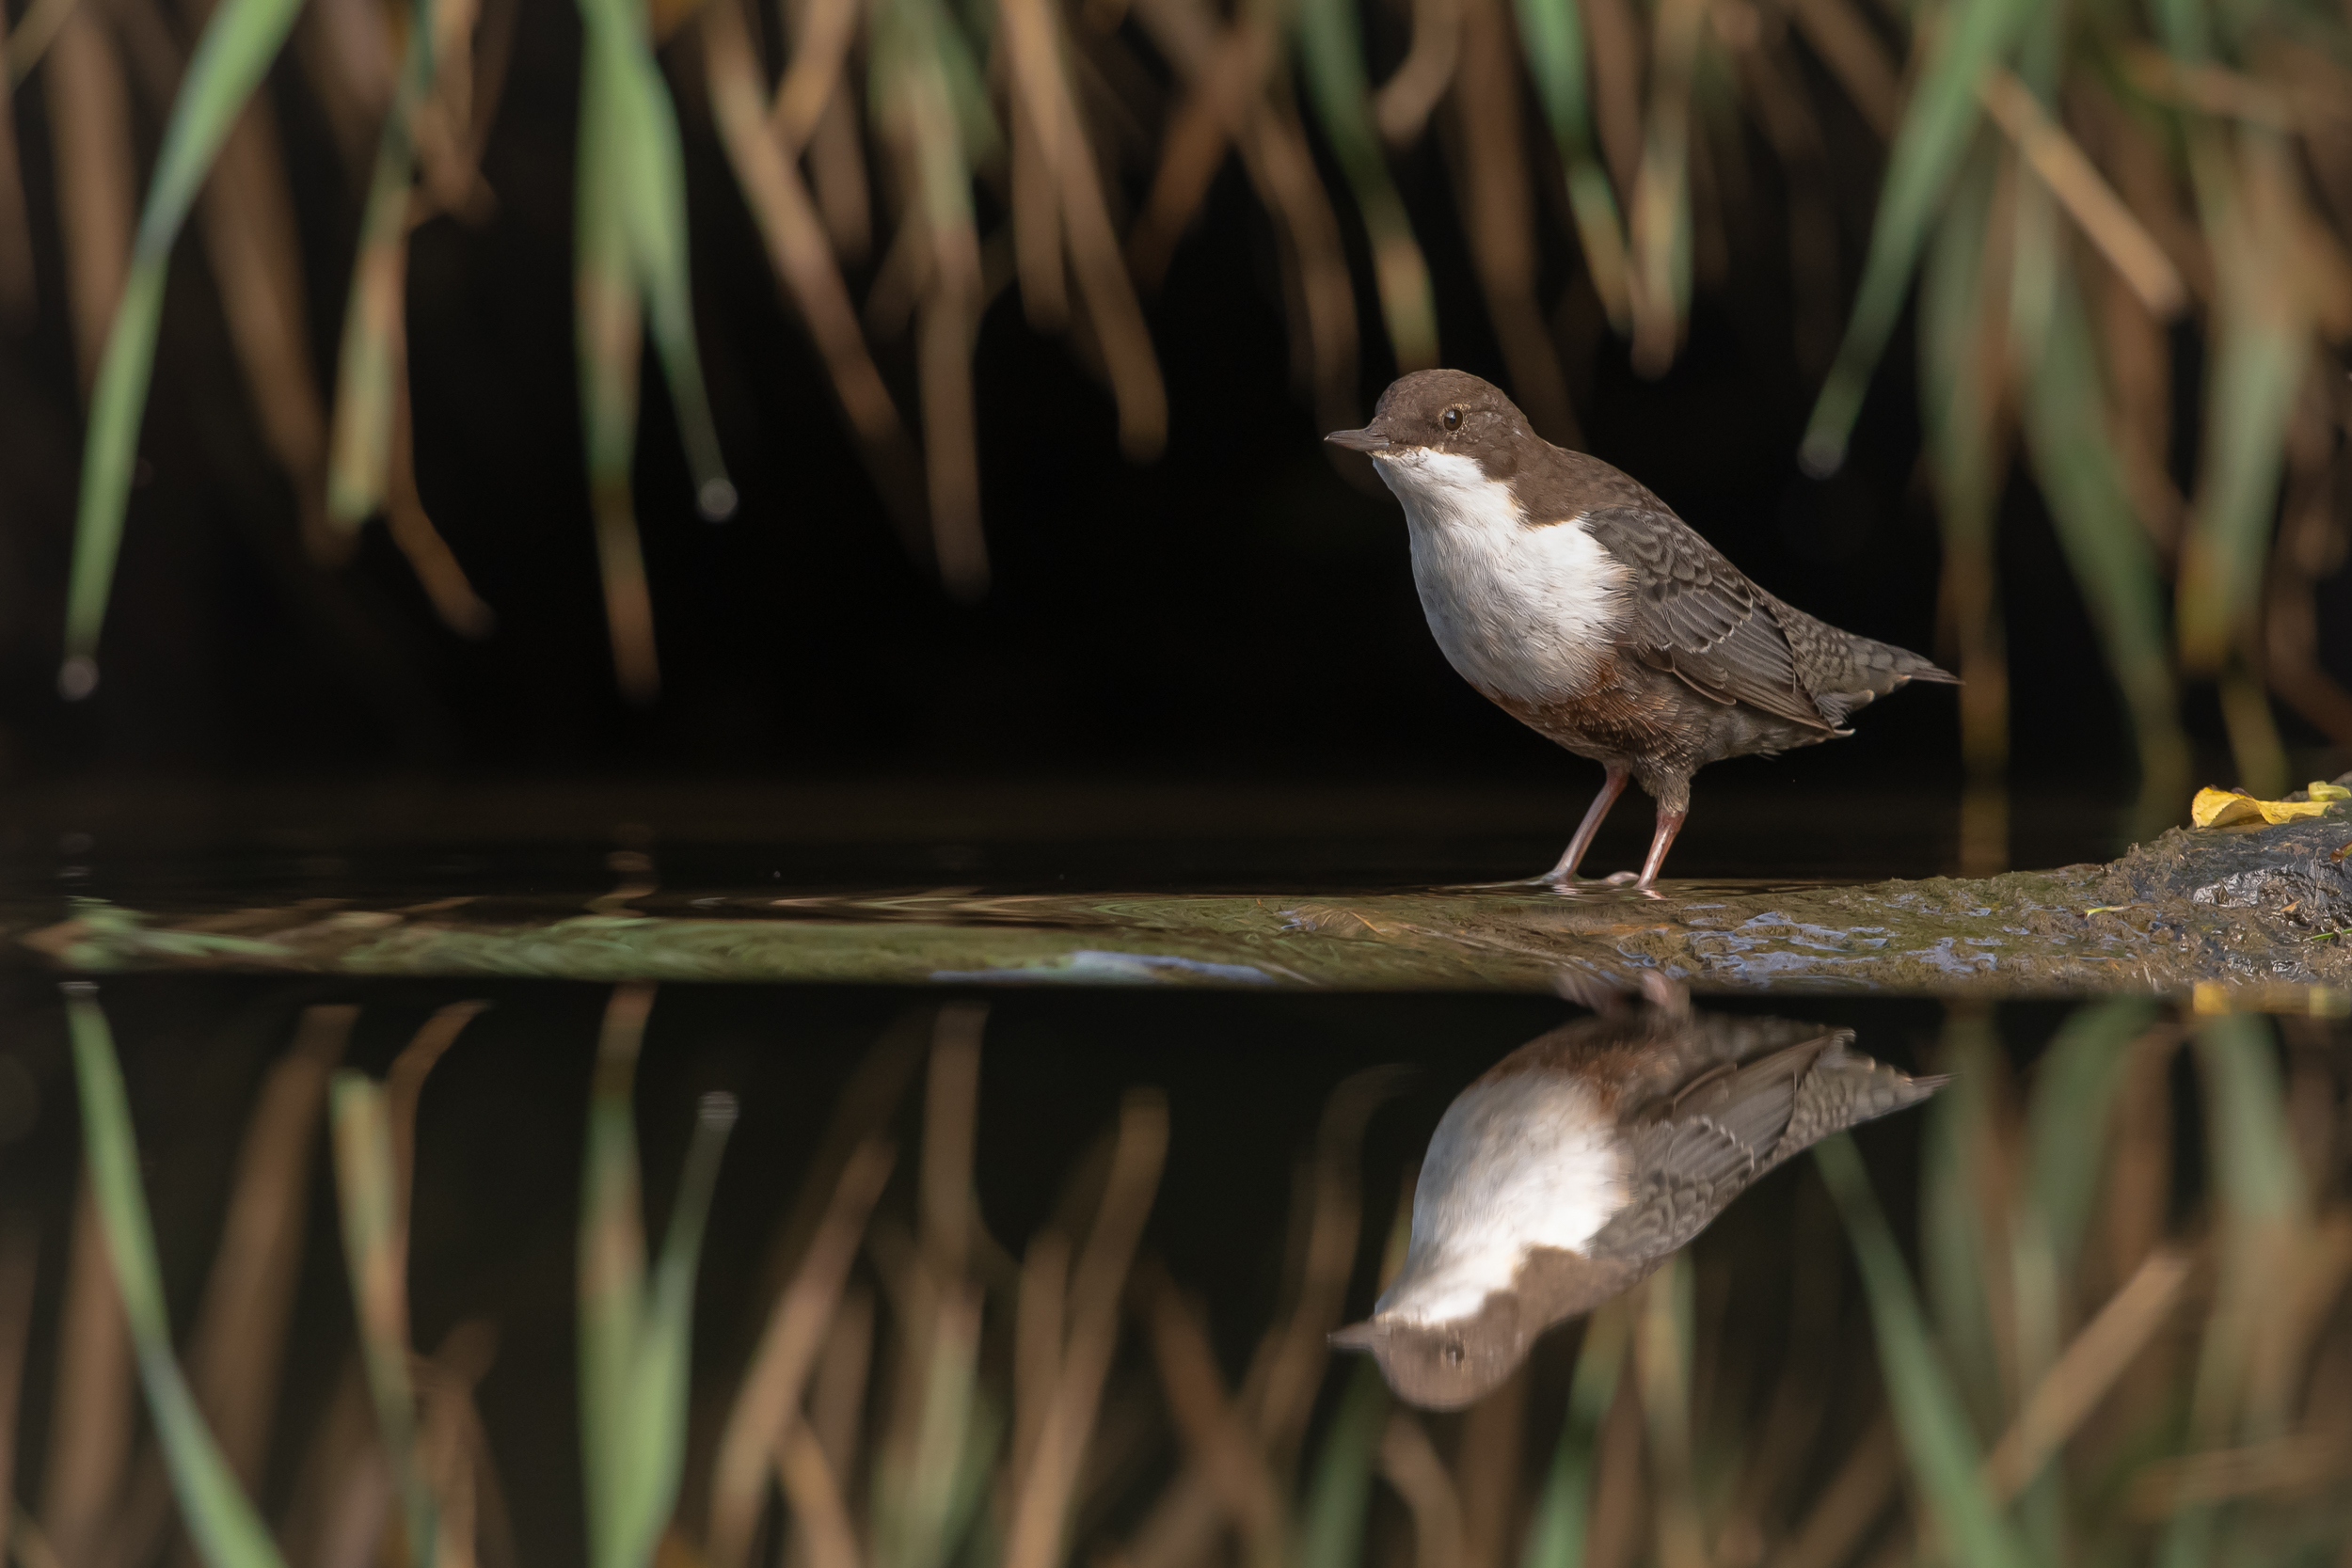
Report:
0,981,2345,1568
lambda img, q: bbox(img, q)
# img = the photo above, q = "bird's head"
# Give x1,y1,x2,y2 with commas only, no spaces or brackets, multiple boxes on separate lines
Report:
1324,371,1533,471
1327,1292,1531,1411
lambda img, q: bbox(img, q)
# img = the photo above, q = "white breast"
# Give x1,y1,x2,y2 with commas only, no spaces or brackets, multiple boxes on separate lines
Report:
1375,449,1629,703
1376,1072,1627,1326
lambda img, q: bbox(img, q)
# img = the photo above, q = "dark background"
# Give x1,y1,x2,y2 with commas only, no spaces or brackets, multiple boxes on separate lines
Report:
1,0,2344,851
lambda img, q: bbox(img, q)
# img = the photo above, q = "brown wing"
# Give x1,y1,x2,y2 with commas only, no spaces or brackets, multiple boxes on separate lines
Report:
1578,504,1839,733
1581,1035,1837,1263
1776,1041,1948,1157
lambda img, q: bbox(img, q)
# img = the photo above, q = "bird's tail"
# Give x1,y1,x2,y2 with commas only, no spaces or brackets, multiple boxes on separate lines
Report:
1808,620,1956,728
1780,1039,1946,1154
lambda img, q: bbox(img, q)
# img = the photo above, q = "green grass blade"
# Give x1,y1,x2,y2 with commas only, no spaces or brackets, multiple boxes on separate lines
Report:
1815,1133,2030,1568
1635,1253,1704,1568
326,3,434,530
867,0,996,596
1509,0,1587,144
328,1071,437,1568
580,990,651,1568
1920,1015,2003,1433
1293,0,1438,369
1295,1357,1390,1568
2148,0,2283,695
2174,256,2302,678
575,42,661,703
2192,1014,2301,1230
580,987,737,1568
2154,8,2302,790
2023,1000,2158,1281
324,156,410,528
1627,0,1706,377
871,1285,986,1568
2157,1013,2303,1568
1511,0,1629,325
1799,0,2036,474
2148,0,2208,57
920,0,1001,180
63,984,291,1568
1919,142,1998,510
576,41,644,500
574,0,735,520
62,0,306,693
616,1092,738,1568
1521,1299,1631,1568
2015,260,2188,839
874,1333,998,1568
937,1387,1005,1566
63,258,166,698
1918,138,2008,840
2005,1210,2065,1566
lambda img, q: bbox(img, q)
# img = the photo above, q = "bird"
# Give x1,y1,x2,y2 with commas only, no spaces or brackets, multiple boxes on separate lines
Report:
1327,370,1955,887
1328,1005,1942,1409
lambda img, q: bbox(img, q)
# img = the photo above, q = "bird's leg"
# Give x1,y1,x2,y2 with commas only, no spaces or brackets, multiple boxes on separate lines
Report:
1543,766,1629,881
1632,806,1688,889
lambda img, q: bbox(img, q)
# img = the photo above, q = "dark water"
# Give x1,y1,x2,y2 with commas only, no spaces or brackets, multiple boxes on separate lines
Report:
1,973,2314,1558
3,823,2345,1568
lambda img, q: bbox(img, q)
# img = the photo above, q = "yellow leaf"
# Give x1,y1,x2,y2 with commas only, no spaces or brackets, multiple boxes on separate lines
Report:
2259,800,2340,822
2191,785,2339,828
2309,781,2351,803
2192,787,2260,827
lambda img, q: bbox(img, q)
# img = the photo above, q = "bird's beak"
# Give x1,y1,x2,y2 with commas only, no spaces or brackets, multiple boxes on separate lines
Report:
1327,1320,1383,1352
1324,428,1389,453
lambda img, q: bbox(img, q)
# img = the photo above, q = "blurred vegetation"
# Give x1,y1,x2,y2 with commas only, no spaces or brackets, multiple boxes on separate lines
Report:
5,0,2352,847
8,986,2352,1567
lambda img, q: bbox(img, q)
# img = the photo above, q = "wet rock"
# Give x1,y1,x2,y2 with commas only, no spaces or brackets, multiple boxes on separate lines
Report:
2092,821,2352,932
9,813,2352,1000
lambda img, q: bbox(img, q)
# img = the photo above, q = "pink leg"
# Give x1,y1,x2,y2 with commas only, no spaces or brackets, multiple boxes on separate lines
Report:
1633,807,1688,888
1544,766,1629,881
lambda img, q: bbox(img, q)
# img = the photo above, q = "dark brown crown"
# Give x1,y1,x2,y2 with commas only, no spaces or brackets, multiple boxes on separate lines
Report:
1361,371,1539,476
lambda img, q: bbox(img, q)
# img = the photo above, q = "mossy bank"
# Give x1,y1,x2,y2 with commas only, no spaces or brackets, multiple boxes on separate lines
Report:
15,819,2352,1002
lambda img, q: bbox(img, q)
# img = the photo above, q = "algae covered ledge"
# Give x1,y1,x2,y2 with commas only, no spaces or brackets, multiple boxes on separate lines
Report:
13,821,2352,1002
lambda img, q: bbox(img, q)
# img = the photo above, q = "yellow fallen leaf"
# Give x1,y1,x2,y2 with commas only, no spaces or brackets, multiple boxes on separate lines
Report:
2191,786,2340,828
2310,781,2351,803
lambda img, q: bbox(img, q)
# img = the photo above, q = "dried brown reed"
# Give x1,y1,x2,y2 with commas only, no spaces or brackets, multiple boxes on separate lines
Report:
0,47,36,322
0,1215,38,1567
42,8,134,396
41,1180,135,1565
24,0,2349,842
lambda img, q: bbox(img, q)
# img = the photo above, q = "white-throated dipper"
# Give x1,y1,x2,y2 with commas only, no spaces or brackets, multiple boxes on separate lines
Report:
1327,370,1955,886
1330,1006,1941,1409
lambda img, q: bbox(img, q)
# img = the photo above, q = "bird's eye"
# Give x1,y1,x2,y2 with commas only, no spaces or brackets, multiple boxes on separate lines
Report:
1442,407,1463,431
1443,1338,1465,1366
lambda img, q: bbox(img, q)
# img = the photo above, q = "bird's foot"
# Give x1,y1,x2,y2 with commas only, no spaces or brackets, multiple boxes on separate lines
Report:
1597,868,1670,899
1448,873,1568,891
1462,861,1670,895
1472,869,1665,898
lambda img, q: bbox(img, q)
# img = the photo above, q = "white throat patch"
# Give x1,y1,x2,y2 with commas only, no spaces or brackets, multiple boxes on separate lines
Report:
1375,1072,1627,1327
1374,448,1629,704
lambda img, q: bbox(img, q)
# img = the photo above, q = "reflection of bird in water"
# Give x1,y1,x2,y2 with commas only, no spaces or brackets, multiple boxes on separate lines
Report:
1331,1006,1941,1409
